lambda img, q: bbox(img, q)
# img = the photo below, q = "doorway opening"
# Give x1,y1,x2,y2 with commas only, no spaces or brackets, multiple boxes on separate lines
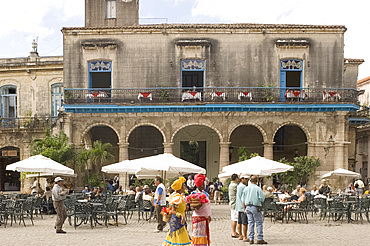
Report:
286,71,301,88
180,141,206,170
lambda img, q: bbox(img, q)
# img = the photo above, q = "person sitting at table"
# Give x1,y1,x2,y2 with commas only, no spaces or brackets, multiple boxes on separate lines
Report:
115,185,124,195
263,186,273,199
345,184,356,196
291,185,301,199
319,180,331,195
135,187,143,202
82,186,89,194
127,186,136,199
143,189,155,213
285,188,306,212
314,189,327,199
311,185,319,196
90,187,100,199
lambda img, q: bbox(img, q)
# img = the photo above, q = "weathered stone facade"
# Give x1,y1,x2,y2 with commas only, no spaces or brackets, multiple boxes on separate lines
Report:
57,0,363,188
0,51,63,191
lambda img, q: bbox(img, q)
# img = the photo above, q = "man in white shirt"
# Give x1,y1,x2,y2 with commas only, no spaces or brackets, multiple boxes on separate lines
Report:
354,179,365,195
187,175,195,192
154,176,167,232
52,177,69,233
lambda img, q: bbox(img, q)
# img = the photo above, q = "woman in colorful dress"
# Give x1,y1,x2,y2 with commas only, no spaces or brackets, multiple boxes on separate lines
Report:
162,177,191,246
191,173,211,246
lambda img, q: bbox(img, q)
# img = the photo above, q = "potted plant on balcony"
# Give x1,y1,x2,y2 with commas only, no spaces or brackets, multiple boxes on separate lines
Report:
160,89,170,102
258,83,275,102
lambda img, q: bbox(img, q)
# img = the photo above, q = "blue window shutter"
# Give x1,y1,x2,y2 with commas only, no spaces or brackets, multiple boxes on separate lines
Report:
280,70,286,101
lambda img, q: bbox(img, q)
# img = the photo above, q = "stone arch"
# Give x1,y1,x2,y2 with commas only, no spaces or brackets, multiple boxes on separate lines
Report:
0,79,20,88
81,123,121,145
126,123,166,143
272,121,311,142
228,123,267,143
171,123,223,143
48,77,63,87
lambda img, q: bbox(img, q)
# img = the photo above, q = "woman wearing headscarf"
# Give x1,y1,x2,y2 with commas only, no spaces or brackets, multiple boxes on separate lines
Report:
191,173,211,246
162,177,191,246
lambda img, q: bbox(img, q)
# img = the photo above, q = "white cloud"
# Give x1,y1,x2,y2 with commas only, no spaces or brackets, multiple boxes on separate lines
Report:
191,0,370,79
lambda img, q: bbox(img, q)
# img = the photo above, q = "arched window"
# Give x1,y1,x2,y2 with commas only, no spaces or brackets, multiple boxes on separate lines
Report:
51,83,63,117
0,85,17,126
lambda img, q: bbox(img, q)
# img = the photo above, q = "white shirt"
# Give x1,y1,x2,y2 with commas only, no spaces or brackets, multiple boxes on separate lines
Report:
292,189,300,196
52,183,68,202
354,180,365,189
187,179,195,189
154,183,167,206
311,189,319,196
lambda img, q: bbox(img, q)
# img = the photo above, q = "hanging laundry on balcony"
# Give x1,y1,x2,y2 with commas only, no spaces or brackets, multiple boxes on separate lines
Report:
86,91,108,98
138,92,153,101
323,91,341,101
211,91,226,100
284,89,307,101
181,91,202,101
238,91,253,101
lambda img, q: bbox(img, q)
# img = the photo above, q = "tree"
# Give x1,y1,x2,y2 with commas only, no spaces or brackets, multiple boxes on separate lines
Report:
89,140,115,173
275,156,320,189
31,129,74,165
238,147,259,161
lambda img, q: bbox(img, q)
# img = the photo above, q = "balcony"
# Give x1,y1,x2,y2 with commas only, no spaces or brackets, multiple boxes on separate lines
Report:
0,117,57,129
64,87,359,105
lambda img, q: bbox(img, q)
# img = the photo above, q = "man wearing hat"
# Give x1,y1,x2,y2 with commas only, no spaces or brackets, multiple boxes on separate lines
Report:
52,177,69,233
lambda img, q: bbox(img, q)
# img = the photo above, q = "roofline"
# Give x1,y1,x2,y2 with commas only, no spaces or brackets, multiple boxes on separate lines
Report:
62,23,347,33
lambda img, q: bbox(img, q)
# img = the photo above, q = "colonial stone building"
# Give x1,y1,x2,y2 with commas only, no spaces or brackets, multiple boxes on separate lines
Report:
0,45,63,191
57,0,363,188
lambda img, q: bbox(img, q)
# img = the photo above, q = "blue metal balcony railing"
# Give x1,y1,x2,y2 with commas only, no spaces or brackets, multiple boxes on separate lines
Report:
63,87,359,105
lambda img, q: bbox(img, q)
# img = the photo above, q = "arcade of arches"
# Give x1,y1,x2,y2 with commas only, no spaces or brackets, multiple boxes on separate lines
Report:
61,111,350,188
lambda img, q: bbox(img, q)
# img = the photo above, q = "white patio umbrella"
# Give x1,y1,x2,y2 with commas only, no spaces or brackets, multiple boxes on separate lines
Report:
26,173,77,178
133,153,206,179
222,156,293,177
6,155,74,175
321,168,361,179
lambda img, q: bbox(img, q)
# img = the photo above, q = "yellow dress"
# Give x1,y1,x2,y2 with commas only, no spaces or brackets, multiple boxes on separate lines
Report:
162,193,191,246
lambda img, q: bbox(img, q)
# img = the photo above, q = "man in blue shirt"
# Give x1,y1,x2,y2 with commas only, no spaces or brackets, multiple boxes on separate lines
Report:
242,175,267,245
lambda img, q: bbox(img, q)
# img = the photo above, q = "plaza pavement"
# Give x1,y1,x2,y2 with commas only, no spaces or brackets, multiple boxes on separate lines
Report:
1,203,370,246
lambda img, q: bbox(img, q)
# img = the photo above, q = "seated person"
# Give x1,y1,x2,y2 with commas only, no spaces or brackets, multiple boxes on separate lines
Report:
263,187,274,199
314,189,327,199
311,185,319,196
291,185,301,201
285,188,306,211
142,189,154,212
82,186,89,194
135,187,142,202
319,180,331,195
90,187,100,199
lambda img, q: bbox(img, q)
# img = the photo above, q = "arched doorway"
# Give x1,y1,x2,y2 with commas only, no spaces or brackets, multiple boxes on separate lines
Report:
128,126,164,160
273,124,307,161
229,125,264,163
86,125,119,164
0,146,20,191
172,125,220,180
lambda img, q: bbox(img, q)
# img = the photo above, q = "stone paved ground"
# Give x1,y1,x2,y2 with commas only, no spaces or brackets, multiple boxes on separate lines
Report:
1,204,370,246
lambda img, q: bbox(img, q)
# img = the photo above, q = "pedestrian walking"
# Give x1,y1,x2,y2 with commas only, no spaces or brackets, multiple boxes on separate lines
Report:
242,175,267,244
214,178,223,204
52,177,69,234
191,173,211,246
162,177,191,246
154,176,167,232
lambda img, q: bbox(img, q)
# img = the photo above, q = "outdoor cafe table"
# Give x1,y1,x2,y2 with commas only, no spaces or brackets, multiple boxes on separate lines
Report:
76,200,105,227
275,201,298,223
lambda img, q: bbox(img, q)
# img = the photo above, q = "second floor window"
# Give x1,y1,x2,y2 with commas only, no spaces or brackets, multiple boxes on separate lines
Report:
51,83,63,117
0,85,17,119
106,0,116,19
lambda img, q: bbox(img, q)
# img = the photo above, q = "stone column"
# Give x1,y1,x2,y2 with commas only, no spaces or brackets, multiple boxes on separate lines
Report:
163,142,174,154
118,142,129,191
64,115,73,143
263,142,274,160
219,142,231,173
118,142,129,161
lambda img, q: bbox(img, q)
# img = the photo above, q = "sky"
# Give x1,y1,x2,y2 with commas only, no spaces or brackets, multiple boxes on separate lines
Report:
0,0,369,79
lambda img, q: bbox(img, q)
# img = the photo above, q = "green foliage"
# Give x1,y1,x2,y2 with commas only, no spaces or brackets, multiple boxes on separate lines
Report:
223,178,232,191
89,140,115,172
275,156,320,188
160,89,170,101
258,83,275,101
87,172,104,188
238,147,259,161
31,129,74,165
